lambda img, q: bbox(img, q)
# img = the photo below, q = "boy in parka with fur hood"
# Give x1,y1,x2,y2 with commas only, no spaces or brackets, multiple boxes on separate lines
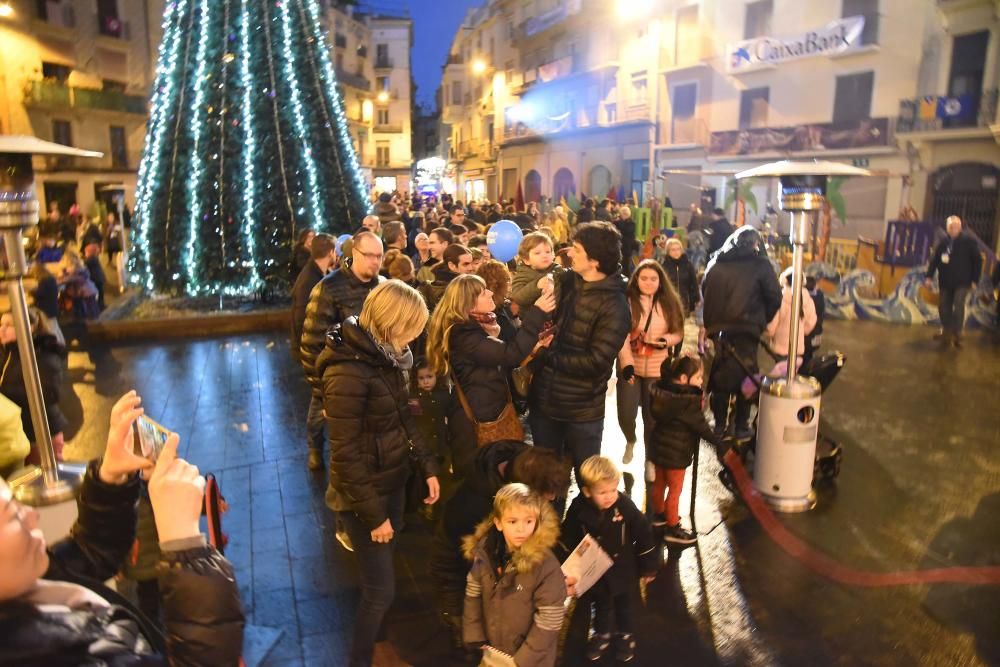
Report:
463,483,566,667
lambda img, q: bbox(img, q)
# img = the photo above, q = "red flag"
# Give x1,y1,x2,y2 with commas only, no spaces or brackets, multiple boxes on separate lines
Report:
607,185,617,202
515,181,526,212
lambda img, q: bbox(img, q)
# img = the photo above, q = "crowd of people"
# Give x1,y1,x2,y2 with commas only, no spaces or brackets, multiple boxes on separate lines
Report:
287,188,836,666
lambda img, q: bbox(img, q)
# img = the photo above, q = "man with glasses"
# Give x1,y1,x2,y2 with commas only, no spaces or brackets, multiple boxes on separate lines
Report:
300,231,385,474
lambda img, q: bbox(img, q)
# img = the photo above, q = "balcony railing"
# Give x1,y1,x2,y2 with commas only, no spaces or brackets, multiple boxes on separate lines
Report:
335,69,371,91
375,58,393,69
896,89,998,133
446,53,464,65
708,117,890,156
24,81,148,115
374,124,403,133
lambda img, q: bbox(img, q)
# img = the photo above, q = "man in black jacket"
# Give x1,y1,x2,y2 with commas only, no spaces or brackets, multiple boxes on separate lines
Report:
300,231,385,471
702,227,782,438
529,222,630,504
925,216,982,347
291,233,336,463
706,208,734,256
576,198,596,223
418,243,474,312
615,206,638,274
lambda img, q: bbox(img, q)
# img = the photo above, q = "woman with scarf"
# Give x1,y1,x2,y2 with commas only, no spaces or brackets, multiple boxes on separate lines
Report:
425,275,555,476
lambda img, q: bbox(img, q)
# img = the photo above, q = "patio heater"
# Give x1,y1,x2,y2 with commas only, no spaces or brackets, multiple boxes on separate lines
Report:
734,160,869,512
1,136,103,538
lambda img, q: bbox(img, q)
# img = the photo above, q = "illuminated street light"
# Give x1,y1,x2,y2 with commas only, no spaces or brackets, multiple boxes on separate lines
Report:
376,90,389,103
472,59,487,75
0,2,14,18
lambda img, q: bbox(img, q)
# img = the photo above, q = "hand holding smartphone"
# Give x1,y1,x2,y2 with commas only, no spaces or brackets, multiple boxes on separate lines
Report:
132,414,172,464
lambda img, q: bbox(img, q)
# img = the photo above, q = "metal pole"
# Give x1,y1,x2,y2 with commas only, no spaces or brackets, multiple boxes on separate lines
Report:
2,229,58,484
116,194,129,288
786,211,809,382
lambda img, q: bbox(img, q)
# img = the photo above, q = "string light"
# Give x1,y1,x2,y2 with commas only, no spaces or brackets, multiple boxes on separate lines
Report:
131,0,188,290
237,0,262,292
182,0,213,293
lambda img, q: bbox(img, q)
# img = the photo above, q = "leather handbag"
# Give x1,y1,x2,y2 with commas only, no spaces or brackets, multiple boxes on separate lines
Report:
452,373,524,446
510,352,536,398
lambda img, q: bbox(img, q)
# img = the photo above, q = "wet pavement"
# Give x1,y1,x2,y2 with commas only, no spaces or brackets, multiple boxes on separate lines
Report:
59,320,1000,667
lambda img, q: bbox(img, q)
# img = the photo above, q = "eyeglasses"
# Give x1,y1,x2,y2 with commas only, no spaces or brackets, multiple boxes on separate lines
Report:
356,250,384,262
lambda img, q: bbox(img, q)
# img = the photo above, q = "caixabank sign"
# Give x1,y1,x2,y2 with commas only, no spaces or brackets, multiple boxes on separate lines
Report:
727,16,866,73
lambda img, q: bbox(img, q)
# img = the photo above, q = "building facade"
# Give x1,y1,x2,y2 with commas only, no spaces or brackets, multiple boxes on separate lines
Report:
0,0,160,217
439,0,1000,249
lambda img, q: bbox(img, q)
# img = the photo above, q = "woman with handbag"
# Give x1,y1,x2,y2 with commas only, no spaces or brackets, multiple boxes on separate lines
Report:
426,274,555,476
617,260,685,465
316,280,441,667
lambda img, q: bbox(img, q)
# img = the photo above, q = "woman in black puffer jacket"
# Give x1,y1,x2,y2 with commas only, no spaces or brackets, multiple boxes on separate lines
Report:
425,274,555,475
0,390,245,666
661,238,700,316
316,280,440,667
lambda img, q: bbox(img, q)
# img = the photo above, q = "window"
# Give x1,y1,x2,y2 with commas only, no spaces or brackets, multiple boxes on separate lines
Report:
42,62,72,83
36,0,75,27
102,79,126,93
671,82,698,143
738,87,769,129
376,76,389,91
451,81,462,105
357,44,367,58
109,125,127,168
744,0,772,39
376,44,390,68
376,142,390,167
377,108,389,125
334,33,347,48
96,0,122,38
832,71,873,126
630,71,648,103
335,52,343,70
842,0,879,46
52,119,72,146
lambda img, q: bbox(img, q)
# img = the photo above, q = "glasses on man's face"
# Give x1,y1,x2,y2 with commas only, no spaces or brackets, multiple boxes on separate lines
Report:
356,250,384,262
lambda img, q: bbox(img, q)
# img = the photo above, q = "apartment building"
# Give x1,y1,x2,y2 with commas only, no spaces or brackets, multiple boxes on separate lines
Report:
0,0,159,217
440,0,999,249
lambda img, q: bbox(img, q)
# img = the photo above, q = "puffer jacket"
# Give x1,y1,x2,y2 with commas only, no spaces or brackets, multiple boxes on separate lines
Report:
417,261,458,312
530,270,630,422
290,260,325,362
462,501,566,667
0,460,244,666
317,318,440,529
299,262,384,393
1,334,67,440
618,295,683,379
648,382,724,469
765,286,817,358
662,253,700,314
702,246,782,337
431,441,530,615
559,492,658,595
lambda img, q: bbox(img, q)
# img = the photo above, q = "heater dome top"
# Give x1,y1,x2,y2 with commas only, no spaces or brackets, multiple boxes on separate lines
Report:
735,160,870,180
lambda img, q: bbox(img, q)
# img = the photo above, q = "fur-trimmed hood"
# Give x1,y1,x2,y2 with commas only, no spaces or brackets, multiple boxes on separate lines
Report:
462,501,561,575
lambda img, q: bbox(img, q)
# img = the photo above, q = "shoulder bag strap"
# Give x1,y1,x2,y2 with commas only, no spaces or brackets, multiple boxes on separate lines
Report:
450,371,478,425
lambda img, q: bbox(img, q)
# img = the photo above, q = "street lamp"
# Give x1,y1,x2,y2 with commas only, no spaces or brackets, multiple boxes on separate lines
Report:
376,90,389,104
734,159,869,513
2,135,103,539
472,59,487,76
0,2,14,19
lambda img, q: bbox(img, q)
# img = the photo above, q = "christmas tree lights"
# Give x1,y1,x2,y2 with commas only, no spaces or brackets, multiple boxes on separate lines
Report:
129,0,370,296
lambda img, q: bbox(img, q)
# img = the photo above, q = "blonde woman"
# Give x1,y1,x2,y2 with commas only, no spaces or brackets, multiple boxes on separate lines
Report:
426,274,555,473
315,279,440,667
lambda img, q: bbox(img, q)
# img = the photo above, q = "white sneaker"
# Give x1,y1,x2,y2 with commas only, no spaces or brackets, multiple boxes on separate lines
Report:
622,441,636,465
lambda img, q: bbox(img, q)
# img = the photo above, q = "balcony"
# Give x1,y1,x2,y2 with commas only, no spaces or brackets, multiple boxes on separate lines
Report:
446,53,464,65
896,89,998,137
708,117,891,156
459,140,478,158
24,81,148,115
374,124,403,133
374,58,394,70
335,69,371,91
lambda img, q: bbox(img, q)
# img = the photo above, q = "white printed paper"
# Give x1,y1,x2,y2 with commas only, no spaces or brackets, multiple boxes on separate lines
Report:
560,533,613,597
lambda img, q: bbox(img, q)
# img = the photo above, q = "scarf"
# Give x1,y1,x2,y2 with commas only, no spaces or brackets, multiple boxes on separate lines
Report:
470,311,501,338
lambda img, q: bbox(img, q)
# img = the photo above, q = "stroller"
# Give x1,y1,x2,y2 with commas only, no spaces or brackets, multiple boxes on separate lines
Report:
708,331,845,491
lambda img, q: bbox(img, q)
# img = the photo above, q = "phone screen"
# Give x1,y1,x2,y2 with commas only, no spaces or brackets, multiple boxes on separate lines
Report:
132,415,171,463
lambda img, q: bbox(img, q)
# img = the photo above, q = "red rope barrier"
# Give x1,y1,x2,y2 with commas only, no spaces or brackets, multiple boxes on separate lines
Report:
722,450,1000,587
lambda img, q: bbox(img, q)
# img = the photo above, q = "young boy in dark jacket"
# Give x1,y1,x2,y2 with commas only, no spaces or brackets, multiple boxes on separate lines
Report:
561,455,658,663
648,355,727,544
409,360,453,517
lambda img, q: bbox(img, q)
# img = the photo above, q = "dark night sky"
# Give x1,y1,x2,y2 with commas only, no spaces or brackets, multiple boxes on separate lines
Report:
406,0,482,110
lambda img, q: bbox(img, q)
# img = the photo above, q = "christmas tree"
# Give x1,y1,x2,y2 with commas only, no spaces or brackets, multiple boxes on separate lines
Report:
131,0,369,296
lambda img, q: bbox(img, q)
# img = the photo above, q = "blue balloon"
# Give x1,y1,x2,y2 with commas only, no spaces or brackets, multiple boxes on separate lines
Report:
487,220,523,262
336,233,352,255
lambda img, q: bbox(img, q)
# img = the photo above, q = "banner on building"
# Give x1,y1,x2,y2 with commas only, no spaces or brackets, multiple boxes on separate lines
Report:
709,117,889,156
727,16,866,73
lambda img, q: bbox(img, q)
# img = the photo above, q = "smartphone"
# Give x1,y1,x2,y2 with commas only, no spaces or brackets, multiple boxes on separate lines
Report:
132,414,171,463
